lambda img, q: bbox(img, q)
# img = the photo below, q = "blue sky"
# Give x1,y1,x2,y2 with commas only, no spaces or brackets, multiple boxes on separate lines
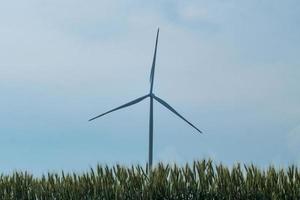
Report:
0,0,300,174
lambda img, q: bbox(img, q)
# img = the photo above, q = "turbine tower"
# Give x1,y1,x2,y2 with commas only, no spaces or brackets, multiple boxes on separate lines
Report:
89,28,202,169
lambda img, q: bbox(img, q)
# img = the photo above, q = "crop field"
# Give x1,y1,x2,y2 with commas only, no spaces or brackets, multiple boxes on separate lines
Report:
0,160,299,199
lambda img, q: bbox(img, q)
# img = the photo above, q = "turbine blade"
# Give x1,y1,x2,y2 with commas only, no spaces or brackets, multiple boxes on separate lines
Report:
153,95,202,133
89,94,149,121
149,28,159,93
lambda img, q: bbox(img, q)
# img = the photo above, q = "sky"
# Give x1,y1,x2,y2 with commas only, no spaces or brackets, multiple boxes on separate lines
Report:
0,0,300,174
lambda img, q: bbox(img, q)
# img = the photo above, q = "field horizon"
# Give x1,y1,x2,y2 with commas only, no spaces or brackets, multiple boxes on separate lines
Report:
1,159,299,199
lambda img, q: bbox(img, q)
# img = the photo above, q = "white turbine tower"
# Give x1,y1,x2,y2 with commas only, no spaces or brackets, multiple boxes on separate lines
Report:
89,28,202,169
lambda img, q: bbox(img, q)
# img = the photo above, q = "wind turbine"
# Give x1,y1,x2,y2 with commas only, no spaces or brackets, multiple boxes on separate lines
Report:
89,28,202,169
